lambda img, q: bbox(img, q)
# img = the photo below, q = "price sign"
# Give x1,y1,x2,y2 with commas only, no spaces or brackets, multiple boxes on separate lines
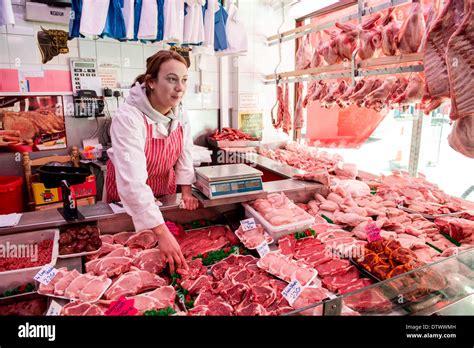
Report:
34,265,57,285
240,218,257,232
256,241,270,258
282,279,304,306
365,222,381,242
105,296,138,316
46,300,63,316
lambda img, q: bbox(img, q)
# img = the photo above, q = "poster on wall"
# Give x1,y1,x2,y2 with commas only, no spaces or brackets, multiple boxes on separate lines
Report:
238,111,263,140
0,95,67,152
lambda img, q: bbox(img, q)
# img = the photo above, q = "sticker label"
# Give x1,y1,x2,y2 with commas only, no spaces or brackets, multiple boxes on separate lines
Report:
282,279,304,306
256,241,270,258
34,265,57,285
365,222,382,242
46,300,63,316
105,296,138,316
240,218,257,232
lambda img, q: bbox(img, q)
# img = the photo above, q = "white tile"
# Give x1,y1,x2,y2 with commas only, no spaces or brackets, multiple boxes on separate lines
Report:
96,41,121,68
0,63,11,69
17,64,42,72
120,43,144,69
78,39,96,59
187,71,199,89
202,92,219,109
42,64,69,70
143,44,163,61
6,22,34,36
183,91,202,110
121,68,144,86
58,46,79,65
201,72,219,92
200,55,219,72
8,35,39,65
0,34,9,63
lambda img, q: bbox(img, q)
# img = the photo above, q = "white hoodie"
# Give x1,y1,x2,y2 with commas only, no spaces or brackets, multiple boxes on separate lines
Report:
107,82,195,231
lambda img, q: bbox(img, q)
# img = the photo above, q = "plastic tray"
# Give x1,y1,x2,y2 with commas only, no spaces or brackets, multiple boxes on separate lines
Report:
242,203,315,241
0,229,59,276
38,277,112,303
58,225,102,259
234,225,274,249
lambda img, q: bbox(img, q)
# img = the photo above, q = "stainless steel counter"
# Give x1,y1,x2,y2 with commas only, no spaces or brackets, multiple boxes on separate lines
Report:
238,152,306,178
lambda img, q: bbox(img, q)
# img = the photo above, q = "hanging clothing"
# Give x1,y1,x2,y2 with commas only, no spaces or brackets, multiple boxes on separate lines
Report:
80,0,110,37
183,0,205,44
203,0,218,49
214,3,228,51
106,82,195,231
0,0,15,26
137,0,158,40
69,0,82,38
163,0,185,43
101,0,126,39
156,0,165,41
222,2,247,54
133,0,142,41
122,0,135,40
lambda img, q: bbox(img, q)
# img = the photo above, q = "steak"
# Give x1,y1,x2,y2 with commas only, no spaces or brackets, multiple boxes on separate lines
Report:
321,265,360,292
125,230,157,249
132,249,165,274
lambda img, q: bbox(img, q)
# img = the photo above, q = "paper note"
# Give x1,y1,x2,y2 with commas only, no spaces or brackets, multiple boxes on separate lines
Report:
256,241,270,258
34,265,58,286
105,296,138,316
46,300,63,316
282,279,304,306
240,218,257,232
365,222,382,242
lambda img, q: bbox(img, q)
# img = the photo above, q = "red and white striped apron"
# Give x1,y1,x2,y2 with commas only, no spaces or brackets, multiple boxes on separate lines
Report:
105,114,184,203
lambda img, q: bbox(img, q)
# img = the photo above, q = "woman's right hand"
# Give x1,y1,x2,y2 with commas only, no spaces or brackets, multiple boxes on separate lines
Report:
153,224,188,273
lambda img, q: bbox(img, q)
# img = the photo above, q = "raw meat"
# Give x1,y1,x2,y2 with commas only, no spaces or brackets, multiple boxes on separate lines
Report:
79,274,110,302
0,239,53,272
321,265,360,292
321,30,341,65
448,116,474,158
315,258,351,277
343,287,392,313
391,73,424,105
292,287,328,314
113,232,135,245
235,302,267,316
88,257,133,277
125,230,157,249
54,269,81,296
209,127,257,141
334,22,358,60
397,3,425,54
64,273,95,298
234,224,272,249
310,32,323,68
338,278,374,295
258,251,317,286
357,13,383,60
435,217,474,243
132,249,165,274
104,269,166,300
380,8,400,56
296,34,312,70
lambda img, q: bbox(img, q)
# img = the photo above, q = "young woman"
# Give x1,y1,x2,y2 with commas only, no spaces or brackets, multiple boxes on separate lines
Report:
106,50,199,272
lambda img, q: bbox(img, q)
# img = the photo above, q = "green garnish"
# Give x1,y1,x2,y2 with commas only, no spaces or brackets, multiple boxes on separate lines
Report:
192,246,240,266
321,214,334,224
293,228,316,240
144,307,176,316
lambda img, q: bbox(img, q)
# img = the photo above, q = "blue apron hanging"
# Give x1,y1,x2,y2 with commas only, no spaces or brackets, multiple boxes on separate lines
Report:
133,0,142,41
101,0,126,39
214,3,228,51
156,0,164,41
69,0,83,38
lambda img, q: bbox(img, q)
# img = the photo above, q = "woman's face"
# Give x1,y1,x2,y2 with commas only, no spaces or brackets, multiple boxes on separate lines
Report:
149,59,188,109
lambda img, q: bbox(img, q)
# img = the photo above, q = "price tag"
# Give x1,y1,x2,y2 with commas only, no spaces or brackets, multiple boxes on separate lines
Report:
281,279,304,306
365,222,381,242
105,296,138,316
256,241,270,258
34,265,57,286
240,218,256,232
46,300,63,316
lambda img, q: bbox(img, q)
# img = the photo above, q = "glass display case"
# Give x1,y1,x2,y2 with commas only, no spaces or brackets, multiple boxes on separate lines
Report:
286,249,474,316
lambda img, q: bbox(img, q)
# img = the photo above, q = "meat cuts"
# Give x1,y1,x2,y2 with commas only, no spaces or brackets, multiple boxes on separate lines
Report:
125,230,157,249
310,32,323,68
132,249,165,274
357,13,383,60
234,224,273,249
209,128,257,141
86,256,133,277
258,251,317,286
0,298,47,316
391,73,424,105
296,34,312,70
104,269,166,300
0,239,53,272
333,22,358,60
448,116,474,158
380,8,400,56
59,224,101,255
294,83,304,130
397,3,425,54
435,217,474,244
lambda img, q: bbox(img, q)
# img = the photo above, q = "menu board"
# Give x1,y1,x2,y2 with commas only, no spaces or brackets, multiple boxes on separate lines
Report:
238,111,263,140
0,95,67,152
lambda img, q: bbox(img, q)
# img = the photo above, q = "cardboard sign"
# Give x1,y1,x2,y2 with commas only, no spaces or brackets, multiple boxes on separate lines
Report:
282,279,304,306
105,296,138,316
256,241,270,258
240,218,257,232
34,265,57,286
365,222,382,242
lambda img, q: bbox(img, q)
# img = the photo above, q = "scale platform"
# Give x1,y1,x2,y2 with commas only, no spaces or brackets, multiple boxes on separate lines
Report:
195,164,264,199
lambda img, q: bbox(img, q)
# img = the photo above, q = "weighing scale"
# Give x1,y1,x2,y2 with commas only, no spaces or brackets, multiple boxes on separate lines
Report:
195,164,264,199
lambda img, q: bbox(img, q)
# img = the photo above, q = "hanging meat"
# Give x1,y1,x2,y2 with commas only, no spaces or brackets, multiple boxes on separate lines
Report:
303,81,317,108
397,2,426,54
380,8,401,56
391,73,424,105
310,32,323,68
294,83,305,130
448,116,474,158
357,13,383,60
274,84,284,129
320,80,348,108
334,22,358,60
320,29,342,65
349,78,383,107
363,76,398,111
282,83,292,135
296,34,313,70
422,0,466,115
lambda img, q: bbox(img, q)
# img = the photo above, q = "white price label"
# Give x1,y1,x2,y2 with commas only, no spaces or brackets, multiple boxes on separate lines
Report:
46,300,63,316
256,241,270,258
282,279,304,306
240,218,257,232
34,265,57,286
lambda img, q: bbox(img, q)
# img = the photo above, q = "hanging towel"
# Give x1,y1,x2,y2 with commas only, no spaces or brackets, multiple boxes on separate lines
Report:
0,0,15,26
183,0,205,44
203,0,218,49
214,3,228,51
163,0,185,43
122,0,135,40
223,2,247,54
156,0,164,41
102,0,126,39
80,0,110,36
69,0,82,38
137,0,158,40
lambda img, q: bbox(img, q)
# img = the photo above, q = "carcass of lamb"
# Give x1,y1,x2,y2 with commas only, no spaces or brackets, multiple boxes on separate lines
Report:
364,76,398,111
391,73,424,105
310,32,323,68
321,29,342,65
357,13,383,60
397,2,426,54
380,8,400,56
334,22,358,60
448,116,474,158
296,34,313,70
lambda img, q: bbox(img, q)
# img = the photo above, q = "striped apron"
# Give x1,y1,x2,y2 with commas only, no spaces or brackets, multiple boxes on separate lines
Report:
105,114,184,203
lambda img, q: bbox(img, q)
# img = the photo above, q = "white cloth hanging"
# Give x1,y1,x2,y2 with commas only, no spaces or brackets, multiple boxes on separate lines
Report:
137,0,158,40
163,0,185,43
122,0,135,40
80,0,110,36
183,0,205,44
0,0,15,26
203,0,218,48
223,2,247,54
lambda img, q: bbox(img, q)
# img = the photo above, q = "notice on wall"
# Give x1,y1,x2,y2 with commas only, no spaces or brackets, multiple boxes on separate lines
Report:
239,93,259,109
238,111,263,140
98,69,119,89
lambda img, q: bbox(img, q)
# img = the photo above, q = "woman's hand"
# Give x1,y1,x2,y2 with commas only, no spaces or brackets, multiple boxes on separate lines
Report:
0,130,21,147
181,185,199,210
153,224,188,273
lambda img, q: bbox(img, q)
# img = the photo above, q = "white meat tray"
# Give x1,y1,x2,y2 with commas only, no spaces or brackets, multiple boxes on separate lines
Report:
242,203,315,241
58,226,102,259
38,277,112,303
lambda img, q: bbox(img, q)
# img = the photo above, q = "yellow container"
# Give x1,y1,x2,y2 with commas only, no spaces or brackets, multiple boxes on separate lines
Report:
32,182,61,205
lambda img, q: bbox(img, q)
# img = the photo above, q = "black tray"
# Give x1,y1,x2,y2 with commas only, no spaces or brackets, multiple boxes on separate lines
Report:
38,165,91,188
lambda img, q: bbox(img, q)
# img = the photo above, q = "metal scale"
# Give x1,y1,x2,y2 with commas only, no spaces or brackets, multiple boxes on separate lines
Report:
195,164,264,199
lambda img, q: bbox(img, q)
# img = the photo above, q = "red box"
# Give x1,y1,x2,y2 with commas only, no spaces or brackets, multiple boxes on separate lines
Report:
68,175,96,199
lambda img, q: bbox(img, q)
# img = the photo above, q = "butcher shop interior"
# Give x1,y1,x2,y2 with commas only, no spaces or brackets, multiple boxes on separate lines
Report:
0,0,473,339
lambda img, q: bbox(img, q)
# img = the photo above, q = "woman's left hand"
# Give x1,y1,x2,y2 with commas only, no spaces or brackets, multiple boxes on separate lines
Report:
181,194,199,210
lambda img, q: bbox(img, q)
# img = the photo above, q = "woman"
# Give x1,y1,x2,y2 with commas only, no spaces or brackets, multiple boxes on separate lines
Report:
106,50,199,272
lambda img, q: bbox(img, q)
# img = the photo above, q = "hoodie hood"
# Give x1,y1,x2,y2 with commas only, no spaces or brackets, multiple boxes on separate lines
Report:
126,82,179,124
